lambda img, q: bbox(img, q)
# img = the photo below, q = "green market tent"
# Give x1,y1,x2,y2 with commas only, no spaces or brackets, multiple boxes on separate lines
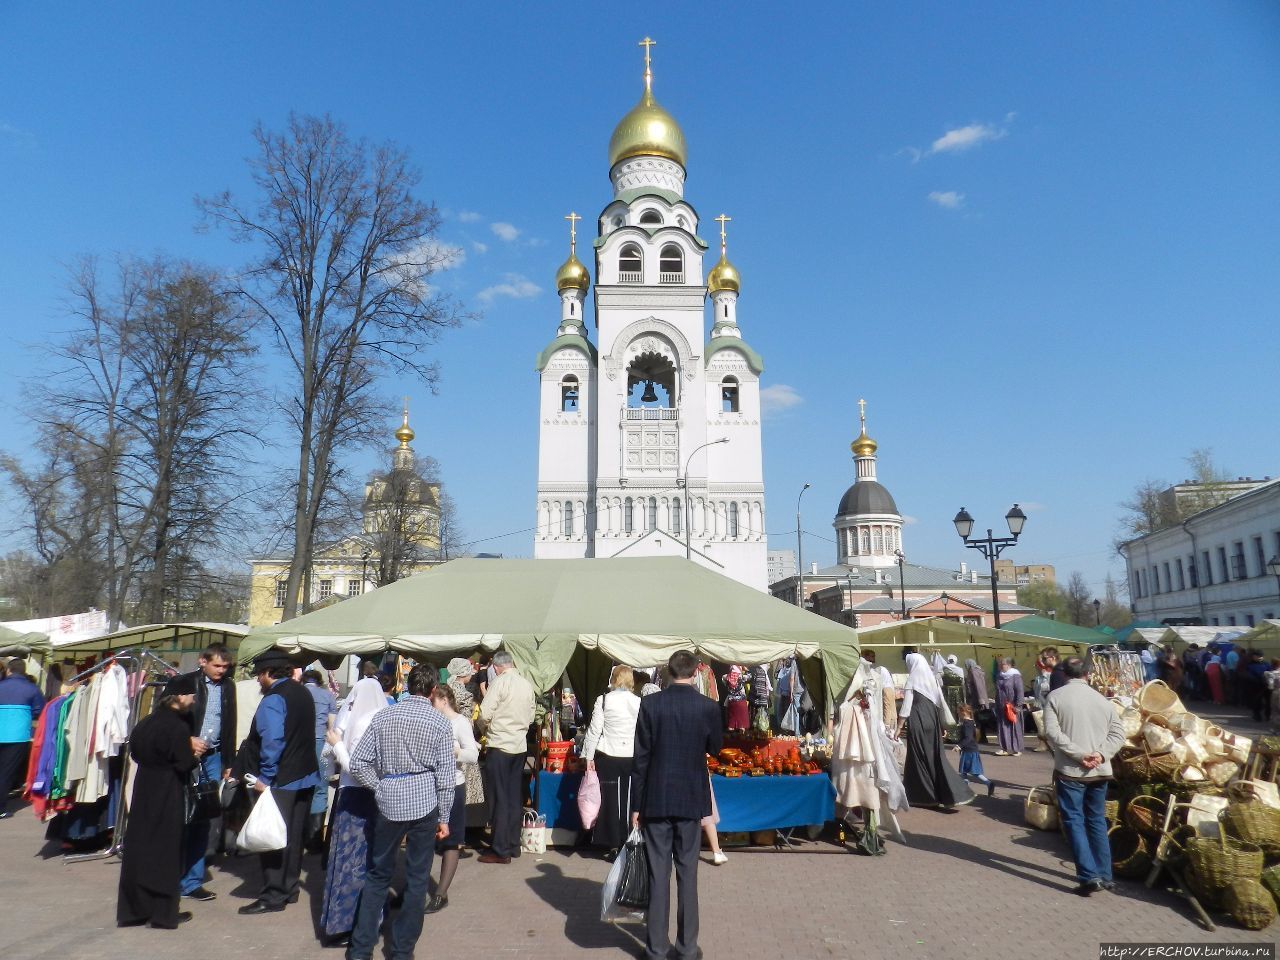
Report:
48,622,248,657
854,617,1091,677
999,615,1112,645
1112,620,1163,645
1230,620,1280,659
0,624,51,657
239,557,862,706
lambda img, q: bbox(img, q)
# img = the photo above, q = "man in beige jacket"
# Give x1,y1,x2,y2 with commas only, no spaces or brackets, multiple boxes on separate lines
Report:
477,651,535,864
1043,656,1127,896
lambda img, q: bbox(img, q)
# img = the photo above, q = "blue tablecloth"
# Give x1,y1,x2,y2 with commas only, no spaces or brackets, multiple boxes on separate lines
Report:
535,770,835,834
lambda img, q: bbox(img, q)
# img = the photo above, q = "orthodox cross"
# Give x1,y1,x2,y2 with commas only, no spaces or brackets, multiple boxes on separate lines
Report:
858,397,867,429
714,214,732,254
639,37,656,91
565,211,581,254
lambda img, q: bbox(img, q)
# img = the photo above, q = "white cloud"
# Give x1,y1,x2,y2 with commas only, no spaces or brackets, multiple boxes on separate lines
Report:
1020,501,1047,513
471,241,489,254
905,116,1013,162
902,515,919,526
457,210,482,223
477,273,541,303
928,190,965,210
760,384,803,415
490,222,520,242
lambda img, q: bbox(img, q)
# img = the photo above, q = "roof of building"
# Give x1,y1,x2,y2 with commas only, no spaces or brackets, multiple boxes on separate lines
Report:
780,561,995,591
836,479,899,518
999,614,1109,642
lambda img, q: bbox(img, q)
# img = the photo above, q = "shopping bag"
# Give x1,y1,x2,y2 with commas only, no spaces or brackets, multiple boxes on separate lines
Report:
520,808,547,854
236,787,288,853
577,768,602,830
600,840,642,922
1004,702,1017,724
184,763,221,825
614,827,650,909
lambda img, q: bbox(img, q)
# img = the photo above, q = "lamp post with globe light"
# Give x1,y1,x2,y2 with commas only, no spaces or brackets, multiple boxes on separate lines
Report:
953,504,1028,629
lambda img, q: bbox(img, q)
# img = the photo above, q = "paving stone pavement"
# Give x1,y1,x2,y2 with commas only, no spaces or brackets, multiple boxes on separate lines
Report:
2,709,1275,960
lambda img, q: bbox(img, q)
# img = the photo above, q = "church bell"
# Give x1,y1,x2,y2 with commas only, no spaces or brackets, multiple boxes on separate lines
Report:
640,380,658,403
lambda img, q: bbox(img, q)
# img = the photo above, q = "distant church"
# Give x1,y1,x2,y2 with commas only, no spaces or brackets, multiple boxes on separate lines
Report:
533,39,767,590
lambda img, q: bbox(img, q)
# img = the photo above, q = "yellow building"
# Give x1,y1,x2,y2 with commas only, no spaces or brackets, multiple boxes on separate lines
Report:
993,560,1056,587
247,411,443,627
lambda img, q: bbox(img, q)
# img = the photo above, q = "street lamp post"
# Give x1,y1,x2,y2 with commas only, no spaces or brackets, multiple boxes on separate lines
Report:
894,549,908,619
361,549,372,592
1267,556,1280,611
681,438,730,560
795,483,811,607
1093,598,1101,627
941,591,951,620
953,503,1028,629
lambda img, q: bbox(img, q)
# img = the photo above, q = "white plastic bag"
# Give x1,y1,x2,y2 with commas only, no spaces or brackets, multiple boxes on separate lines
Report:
237,787,288,853
520,808,547,854
601,827,645,923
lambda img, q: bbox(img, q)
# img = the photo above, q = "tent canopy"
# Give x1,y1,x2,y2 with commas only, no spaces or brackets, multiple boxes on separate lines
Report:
47,622,248,655
854,617,1090,676
239,557,862,700
1230,620,1280,660
0,624,51,657
999,615,1111,644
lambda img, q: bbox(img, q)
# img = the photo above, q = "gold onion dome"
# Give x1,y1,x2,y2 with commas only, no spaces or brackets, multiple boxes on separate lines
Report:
609,89,687,168
555,252,590,292
395,412,415,446
707,253,740,295
851,430,878,457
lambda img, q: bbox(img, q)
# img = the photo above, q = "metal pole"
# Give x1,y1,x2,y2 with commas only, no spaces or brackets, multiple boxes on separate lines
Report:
987,530,1002,628
682,439,729,561
897,551,907,619
795,483,810,607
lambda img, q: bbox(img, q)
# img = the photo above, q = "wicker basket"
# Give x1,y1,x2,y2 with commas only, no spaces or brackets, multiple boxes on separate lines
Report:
1105,799,1121,823
1223,878,1277,931
1186,834,1264,897
1124,795,1167,837
1221,799,1280,852
1205,758,1240,789
1136,679,1184,717
1110,826,1153,879
1115,746,1182,784
1025,785,1059,832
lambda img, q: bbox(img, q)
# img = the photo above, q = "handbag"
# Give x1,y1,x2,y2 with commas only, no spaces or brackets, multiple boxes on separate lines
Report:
184,762,222,825
614,827,650,909
1004,702,1018,724
520,808,547,854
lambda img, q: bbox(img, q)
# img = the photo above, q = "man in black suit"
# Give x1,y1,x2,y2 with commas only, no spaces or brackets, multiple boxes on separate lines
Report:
630,650,723,960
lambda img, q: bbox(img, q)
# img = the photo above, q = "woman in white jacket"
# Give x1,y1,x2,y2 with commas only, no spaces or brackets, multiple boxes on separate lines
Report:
582,665,640,857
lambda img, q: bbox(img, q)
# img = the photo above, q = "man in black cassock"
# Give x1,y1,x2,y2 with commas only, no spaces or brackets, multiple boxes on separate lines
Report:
116,674,199,929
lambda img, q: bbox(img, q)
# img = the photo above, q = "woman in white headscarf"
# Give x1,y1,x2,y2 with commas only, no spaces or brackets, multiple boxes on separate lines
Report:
318,678,388,946
833,658,908,837
894,653,973,809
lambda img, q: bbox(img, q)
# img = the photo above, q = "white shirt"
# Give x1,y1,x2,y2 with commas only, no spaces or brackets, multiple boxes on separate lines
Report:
450,712,479,786
582,688,641,761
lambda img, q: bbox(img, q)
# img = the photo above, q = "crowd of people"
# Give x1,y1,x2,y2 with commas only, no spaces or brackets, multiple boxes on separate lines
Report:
1167,641,1279,723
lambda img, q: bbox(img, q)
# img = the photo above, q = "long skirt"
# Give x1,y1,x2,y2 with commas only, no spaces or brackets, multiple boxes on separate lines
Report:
319,786,377,936
902,697,974,808
1206,663,1224,705
726,699,749,730
593,752,634,850
997,710,1024,754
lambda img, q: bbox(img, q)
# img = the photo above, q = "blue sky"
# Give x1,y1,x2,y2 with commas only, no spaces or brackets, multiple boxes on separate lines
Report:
1,2,1277,596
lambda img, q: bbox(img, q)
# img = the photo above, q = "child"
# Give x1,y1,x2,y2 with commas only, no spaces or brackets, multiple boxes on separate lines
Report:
953,704,995,797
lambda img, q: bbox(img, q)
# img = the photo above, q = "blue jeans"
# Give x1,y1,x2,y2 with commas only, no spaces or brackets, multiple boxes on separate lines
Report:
179,752,222,895
347,808,439,960
1055,777,1111,885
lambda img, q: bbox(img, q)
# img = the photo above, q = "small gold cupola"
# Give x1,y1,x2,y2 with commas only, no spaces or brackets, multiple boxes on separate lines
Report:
707,213,741,295
850,398,878,458
607,37,688,169
554,211,590,293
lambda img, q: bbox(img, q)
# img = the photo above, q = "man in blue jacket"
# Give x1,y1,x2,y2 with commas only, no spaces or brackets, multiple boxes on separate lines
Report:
0,658,45,819
630,650,722,960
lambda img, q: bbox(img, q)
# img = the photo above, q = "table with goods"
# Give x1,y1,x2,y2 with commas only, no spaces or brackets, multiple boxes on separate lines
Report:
1023,677,1280,932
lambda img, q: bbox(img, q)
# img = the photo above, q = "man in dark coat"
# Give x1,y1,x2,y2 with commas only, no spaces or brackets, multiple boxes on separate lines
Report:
166,644,237,901
117,674,199,928
630,650,723,960
237,649,320,915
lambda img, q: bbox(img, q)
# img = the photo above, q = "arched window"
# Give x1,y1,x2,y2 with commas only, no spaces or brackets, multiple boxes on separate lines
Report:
639,210,662,225
618,244,642,282
728,502,739,538
721,376,739,413
560,374,579,413
659,244,683,282
672,497,682,535
563,501,574,536
624,497,634,534
861,529,871,553
873,528,884,553
648,497,658,531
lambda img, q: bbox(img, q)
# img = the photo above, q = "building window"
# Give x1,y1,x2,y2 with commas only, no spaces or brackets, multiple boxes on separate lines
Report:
873,528,884,553
618,244,643,282
639,210,662,225
1254,536,1266,576
1162,562,1172,593
275,580,288,608
1230,543,1246,580
861,529,871,554
1133,572,1142,598
1202,551,1213,586
721,376,739,413
672,497,681,535
318,579,333,601
1175,558,1185,591
560,375,579,413
1188,556,1198,588
1227,615,1237,626
1211,617,1219,626
563,501,574,536
648,496,658,532
624,497,634,534
658,244,683,283
348,579,362,597
728,502,739,538
1246,614,1256,627
1217,547,1229,583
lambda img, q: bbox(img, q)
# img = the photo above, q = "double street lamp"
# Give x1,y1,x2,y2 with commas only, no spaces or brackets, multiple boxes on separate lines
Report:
795,483,811,608
894,548,908,619
953,503,1028,629
681,438,730,560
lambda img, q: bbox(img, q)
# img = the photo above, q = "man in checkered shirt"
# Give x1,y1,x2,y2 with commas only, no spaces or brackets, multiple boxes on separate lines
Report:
346,664,456,960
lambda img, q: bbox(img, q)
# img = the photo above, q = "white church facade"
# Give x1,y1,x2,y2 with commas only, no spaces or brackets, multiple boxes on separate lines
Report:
533,40,767,590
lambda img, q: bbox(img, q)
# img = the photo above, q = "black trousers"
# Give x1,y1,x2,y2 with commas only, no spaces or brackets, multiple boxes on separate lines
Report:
642,817,702,960
0,742,31,812
486,750,526,858
259,786,313,907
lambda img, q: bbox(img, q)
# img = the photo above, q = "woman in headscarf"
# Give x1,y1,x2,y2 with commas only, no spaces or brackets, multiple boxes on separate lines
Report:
317,677,388,947
994,657,1024,756
894,653,973,809
117,674,198,929
833,657,908,845
722,665,749,732
445,657,476,718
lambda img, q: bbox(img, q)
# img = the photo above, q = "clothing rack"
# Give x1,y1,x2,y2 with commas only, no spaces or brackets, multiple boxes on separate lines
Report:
63,647,177,864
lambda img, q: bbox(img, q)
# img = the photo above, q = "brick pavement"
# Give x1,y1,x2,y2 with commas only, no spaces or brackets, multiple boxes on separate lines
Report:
1,708,1275,960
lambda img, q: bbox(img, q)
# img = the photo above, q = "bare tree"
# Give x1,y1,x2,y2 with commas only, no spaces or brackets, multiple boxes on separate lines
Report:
364,450,441,585
436,490,464,561
199,114,467,620
1098,573,1132,630
1064,571,1094,626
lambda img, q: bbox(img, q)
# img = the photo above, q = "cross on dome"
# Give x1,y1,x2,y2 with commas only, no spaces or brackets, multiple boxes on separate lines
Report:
715,213,732,254
639,36,656,92
564,211,581,254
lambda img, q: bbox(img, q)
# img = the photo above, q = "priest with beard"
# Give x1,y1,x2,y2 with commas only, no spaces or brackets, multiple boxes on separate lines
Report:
117,673,200,929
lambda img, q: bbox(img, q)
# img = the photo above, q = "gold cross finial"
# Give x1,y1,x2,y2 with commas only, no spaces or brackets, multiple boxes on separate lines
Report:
639,36,656,92
858,398,867,429
403,396,410,425
565,211,581,254
714,214,731,254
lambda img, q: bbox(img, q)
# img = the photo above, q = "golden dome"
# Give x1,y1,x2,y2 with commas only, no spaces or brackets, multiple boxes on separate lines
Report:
555,252,590,292
608,87,687,169
706,253,740,295
395,410,415,446
851,430,878,458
